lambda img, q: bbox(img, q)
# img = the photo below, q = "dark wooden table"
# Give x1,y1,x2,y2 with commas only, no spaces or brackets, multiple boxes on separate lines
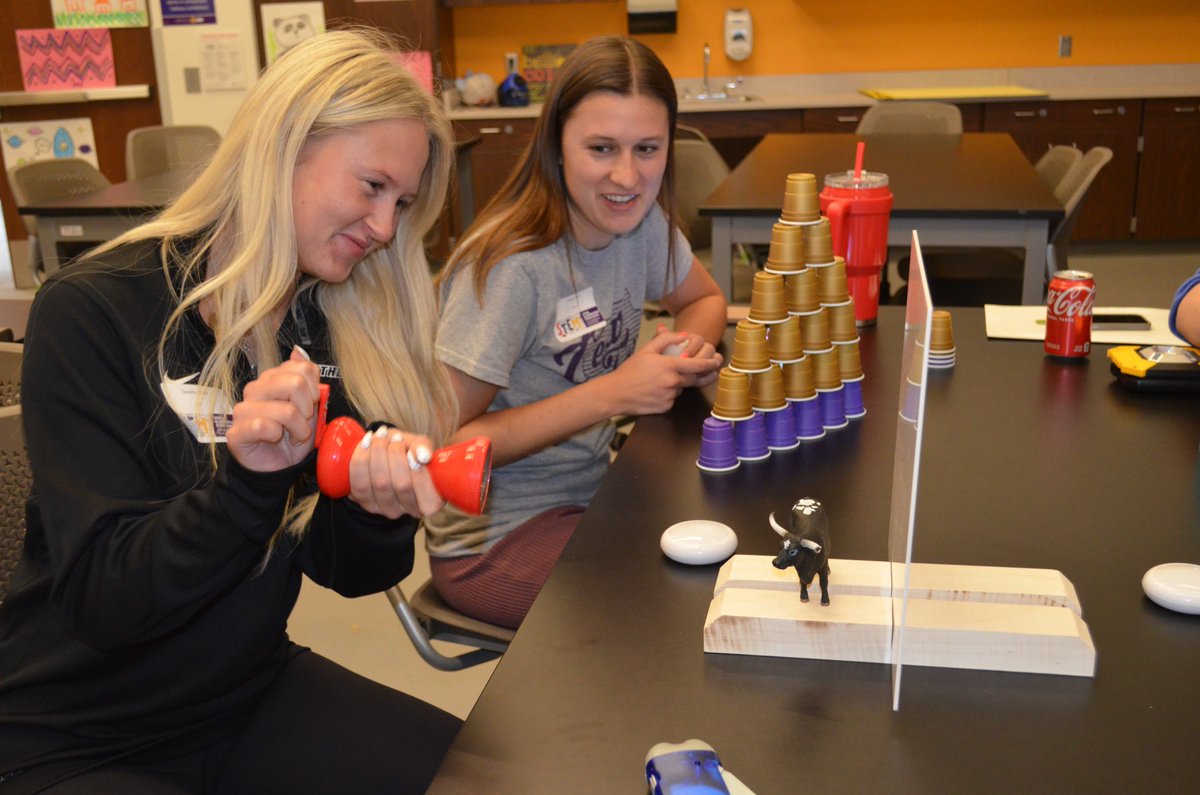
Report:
701,133,1064,305
429,306,1200,794
19,171,191,275
19,140,480,276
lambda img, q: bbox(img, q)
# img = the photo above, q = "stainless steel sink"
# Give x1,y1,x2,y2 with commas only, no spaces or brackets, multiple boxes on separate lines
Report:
686,94,757,103
683,44,756,105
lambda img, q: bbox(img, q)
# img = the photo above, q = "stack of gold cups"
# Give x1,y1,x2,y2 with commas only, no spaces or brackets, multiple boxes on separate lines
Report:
825,260,866,419
698,172,870,472
928,310,956,369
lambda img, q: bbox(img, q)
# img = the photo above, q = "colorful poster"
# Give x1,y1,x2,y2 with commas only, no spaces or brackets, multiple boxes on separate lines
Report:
15,29,116,92
1,118,100,174
161,0,217,26
52,0,149,29
260,2,324,66
521,44,575,104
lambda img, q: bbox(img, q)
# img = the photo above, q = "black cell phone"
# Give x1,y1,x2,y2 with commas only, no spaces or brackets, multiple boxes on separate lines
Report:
1092,313,1151,331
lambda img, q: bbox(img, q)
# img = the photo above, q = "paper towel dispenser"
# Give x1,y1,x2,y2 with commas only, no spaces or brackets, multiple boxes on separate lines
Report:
628,0,677,35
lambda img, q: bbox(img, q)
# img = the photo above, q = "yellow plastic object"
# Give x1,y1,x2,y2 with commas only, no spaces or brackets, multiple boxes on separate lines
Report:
1107,344,1200,391
859,85,1048,101
1107,345,1156,377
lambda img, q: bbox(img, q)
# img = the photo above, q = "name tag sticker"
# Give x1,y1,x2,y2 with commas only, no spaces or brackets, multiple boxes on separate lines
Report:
554,286,606,343
161,374,234,443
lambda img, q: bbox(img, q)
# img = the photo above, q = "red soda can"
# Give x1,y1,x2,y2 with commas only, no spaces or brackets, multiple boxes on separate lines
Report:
1044,269,1095,359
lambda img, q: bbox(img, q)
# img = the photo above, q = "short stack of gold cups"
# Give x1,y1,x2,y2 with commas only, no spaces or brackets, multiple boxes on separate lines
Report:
928,310,957,369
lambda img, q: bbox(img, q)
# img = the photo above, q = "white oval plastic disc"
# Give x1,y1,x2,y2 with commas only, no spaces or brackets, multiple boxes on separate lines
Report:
660,520,737,565
1142,562,1200,615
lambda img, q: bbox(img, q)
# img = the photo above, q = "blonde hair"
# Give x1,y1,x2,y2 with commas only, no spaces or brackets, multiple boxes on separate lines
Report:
93,28,457,537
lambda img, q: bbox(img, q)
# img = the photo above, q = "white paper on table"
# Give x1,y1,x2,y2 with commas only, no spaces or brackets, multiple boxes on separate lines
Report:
984,304,1184,346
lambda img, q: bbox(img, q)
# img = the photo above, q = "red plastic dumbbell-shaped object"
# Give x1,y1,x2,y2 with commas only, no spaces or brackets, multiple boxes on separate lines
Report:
316,416,492,515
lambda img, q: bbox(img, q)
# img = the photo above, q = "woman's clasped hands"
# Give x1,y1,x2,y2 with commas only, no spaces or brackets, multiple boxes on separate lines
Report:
226,346,444,519
603,327,722,416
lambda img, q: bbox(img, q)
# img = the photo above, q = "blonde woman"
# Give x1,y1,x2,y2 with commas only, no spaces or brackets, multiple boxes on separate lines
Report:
0,30,459,793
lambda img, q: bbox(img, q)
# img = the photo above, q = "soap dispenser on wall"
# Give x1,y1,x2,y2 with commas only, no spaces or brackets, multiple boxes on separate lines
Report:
724,8,752,62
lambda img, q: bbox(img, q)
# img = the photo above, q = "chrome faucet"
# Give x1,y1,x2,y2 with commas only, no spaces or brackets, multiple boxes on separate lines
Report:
693,43,742,101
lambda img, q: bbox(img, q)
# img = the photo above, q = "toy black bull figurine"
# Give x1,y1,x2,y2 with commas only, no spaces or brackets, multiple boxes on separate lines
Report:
768,498,831,606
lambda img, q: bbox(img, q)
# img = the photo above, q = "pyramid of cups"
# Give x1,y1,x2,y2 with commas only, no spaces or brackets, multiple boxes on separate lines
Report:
700,173,868,471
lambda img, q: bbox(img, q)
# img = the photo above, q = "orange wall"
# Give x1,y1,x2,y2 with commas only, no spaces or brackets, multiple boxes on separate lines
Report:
449,0,1200,82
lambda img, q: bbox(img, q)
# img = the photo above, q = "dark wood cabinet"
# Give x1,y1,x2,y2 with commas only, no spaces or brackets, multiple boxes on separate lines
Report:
982,100,1062,163
1057,100,1141,240
983,99,1140,240
677,109,803,168
452,117,536,226
955,103,984,132
803,106,868,133
1135,97,1200,240
807,103,982,133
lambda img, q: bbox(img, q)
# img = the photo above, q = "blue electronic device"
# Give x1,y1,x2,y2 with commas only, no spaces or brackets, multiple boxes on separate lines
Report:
645,740,754,795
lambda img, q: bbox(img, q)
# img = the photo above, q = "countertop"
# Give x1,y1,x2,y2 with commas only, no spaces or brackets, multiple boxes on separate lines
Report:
448,62,1200,121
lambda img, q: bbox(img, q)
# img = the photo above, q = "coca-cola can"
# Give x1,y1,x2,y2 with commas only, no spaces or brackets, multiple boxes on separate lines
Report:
1044,269,1095,359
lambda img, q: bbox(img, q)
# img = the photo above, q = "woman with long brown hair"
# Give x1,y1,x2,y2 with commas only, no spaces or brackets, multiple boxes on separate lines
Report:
427,36,727,629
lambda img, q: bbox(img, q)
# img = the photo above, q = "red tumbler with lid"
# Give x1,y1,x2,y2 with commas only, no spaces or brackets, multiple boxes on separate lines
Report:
819,171,893,326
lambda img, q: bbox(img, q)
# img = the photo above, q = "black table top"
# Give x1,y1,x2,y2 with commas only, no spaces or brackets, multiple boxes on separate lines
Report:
700,132,1064,222
429,306,1200,794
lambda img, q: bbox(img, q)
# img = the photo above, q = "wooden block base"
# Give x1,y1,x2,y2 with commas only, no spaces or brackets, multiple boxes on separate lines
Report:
704,556,1095,677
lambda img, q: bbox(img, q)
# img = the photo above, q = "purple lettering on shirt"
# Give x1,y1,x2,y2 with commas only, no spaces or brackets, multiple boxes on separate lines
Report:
555,290,638,382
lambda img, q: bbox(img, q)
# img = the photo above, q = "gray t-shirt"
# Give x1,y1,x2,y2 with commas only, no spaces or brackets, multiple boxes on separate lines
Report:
426,206,692,557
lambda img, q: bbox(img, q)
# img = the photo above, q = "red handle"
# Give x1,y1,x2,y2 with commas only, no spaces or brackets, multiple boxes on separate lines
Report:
825,200,849,258
315,416,492,515
315,416,366,500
